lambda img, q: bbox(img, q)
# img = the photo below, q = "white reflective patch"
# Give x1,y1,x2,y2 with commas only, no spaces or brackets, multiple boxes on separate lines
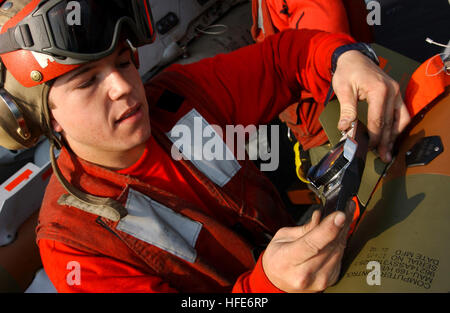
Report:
31,51,56,69
117,188,202,263
166,109,241,187
258,0,265,34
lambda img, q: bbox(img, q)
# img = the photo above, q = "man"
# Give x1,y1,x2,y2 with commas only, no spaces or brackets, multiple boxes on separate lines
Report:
0,0,409,292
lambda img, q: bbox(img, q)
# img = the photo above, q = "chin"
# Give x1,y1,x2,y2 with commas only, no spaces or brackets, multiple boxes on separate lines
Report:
128,126,152,148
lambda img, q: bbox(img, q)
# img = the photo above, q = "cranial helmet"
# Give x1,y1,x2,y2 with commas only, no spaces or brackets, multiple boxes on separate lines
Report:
0,0,154,150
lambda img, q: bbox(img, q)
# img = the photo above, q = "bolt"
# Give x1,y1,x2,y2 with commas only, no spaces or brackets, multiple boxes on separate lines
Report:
30,70,43,82
1,2,13,10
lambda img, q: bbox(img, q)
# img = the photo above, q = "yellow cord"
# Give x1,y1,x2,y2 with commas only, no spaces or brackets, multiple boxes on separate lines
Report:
294,142,310,184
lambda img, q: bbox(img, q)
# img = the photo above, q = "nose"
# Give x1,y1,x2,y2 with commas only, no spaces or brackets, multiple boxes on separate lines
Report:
107,70,133,101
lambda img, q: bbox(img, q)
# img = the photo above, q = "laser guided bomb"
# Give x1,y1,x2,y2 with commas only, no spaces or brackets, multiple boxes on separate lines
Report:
314,45,450,293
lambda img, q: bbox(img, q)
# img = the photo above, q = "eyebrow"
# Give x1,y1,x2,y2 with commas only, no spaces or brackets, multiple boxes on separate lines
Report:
65,65,95,84
65,47,131,84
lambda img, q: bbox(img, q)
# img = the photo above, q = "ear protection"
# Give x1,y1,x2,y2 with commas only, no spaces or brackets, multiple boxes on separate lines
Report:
0,59,54,150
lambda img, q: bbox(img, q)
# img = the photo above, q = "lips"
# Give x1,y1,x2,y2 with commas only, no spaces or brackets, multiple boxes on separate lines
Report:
115,104,141,124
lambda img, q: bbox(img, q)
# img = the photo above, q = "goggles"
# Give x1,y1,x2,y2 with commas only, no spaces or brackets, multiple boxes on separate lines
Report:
0,0,155,63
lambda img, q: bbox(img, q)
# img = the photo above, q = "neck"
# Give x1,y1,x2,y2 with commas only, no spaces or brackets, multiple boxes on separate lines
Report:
67,141,147,171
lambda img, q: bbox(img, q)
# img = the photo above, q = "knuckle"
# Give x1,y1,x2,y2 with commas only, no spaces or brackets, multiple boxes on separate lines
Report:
391,81,401,96
293,272,312,291
340,107,357,120
302,237,321,255
371,116,385,129
315,275,329,291
273,226,295,240
327,269,340,288
275,227,289,238
375,81,388,97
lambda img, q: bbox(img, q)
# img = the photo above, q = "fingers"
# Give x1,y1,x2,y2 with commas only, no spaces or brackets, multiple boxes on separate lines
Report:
292,210,347,262
303,201,355,269
332,50,412,163
367,79,400,162
365,82,388,150
296,201,356,291
273,210,321,242
368,82,411,163
314,244,346,289
335,84,358,132
391,98,411,143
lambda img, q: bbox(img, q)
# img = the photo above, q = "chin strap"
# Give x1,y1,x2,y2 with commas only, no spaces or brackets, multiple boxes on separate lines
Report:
49,140,128,222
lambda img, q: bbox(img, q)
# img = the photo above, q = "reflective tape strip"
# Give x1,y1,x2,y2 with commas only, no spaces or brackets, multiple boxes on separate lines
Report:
166,109,241,187
117,188,202,263
257,0,265,35
4,169,32,192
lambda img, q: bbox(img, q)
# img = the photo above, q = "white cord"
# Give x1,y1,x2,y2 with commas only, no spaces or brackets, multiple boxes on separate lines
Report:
425,37,450,48
425,53,450,77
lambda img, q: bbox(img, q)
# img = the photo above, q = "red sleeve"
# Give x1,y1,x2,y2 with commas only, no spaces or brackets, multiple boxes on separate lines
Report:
166,29,355,126
38,239,177,293
232,252,284,293
40,239,279,293
266,0,350,34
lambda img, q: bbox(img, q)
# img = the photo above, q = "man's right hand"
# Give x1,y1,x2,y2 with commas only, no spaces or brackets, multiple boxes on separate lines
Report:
262,202,355,292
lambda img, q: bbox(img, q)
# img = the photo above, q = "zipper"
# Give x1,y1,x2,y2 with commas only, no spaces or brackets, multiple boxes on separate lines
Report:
95,217,121,239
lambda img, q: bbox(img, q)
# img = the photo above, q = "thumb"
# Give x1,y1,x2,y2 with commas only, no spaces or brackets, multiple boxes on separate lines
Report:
291,210,347,261
335,84,358,131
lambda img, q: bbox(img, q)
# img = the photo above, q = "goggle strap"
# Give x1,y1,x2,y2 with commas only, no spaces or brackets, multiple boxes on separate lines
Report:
0,27,21,54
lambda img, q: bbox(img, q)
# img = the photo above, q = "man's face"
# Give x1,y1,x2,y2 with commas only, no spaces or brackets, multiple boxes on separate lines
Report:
49,45,151,166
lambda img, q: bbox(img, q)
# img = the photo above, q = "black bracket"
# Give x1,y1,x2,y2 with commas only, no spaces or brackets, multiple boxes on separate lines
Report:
405,136,443,167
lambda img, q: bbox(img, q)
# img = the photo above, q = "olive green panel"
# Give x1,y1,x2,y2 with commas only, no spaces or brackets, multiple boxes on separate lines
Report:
371,44,420,96
326,174,450,293
0,265,21,293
